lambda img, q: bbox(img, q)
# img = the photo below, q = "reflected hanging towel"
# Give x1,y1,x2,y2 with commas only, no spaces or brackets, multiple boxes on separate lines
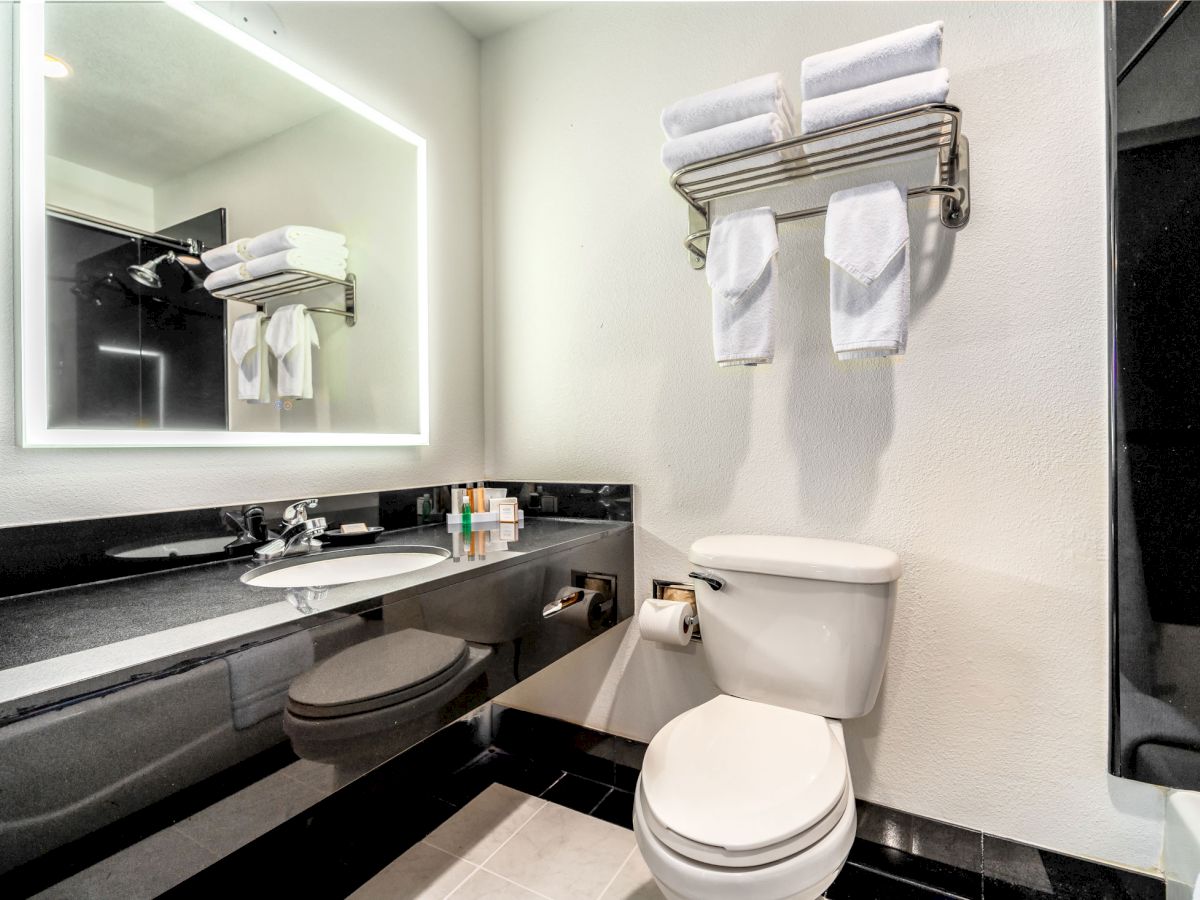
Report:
824,181,910,359
230,311,269,402
265,305,321,399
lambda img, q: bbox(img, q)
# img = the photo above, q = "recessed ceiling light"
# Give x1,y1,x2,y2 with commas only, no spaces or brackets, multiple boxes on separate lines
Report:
42,54,71,79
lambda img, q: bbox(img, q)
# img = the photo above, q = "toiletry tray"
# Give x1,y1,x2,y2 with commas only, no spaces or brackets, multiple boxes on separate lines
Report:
211,270,357,326
670,103,970,269
445,511,526,527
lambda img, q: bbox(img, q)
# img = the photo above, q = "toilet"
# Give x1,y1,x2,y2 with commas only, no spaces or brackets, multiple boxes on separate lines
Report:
633,535,900,900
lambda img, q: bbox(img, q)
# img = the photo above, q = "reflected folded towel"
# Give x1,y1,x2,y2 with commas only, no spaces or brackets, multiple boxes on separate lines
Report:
661,73,794,139
825,181,910,360
801,67,949,135
230,311,269,402
802,22,944,101
661,112,791,174
265,304,321,399
200,239,252,271
246,225,347,259
203,263,251,293
707,207,779,366
225,631,314,730
244,248,347,281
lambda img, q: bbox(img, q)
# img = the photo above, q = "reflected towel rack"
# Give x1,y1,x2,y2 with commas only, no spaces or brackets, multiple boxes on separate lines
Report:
671,103,970,269
211,270,357,326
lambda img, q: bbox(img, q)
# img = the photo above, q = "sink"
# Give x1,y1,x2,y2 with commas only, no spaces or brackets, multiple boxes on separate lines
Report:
109,536,234,561
241,545,450,589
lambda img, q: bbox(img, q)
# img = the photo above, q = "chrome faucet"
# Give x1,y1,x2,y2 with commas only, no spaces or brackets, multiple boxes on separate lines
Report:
253,499,326,561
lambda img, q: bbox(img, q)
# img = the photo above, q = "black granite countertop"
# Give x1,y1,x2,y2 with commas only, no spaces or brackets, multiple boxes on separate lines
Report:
0,518,630,717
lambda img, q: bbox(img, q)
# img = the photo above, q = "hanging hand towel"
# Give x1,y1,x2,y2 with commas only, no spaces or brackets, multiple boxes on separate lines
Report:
706,207,779,366
802,22,943,101
230,311,270,402
800,68,949,135
661,112,792,175
661,73,795,139
246,225,347,259
265,305,321,399
204,263,251,293
244,248,348,281
201,238,253,270
825,181,910,359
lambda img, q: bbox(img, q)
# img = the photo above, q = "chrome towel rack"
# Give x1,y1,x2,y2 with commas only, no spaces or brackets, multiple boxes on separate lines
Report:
211,269,357,326
671,103,970,268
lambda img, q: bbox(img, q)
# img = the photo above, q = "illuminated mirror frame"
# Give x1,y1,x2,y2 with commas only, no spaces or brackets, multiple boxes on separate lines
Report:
15,0,430,447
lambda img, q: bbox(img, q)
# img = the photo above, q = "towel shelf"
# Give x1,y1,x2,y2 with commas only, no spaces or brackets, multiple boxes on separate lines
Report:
211,269,357,326
670,103,970,269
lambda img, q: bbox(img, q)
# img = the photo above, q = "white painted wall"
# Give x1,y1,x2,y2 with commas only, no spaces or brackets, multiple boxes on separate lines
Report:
45,156,155,232
1,2,483,525
480,0,1165,873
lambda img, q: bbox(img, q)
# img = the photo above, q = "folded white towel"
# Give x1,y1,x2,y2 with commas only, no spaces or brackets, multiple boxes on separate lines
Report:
265,304,321,399
244,248,347,281
801,68,949,135
201,239,253,271
661,73,794,139
662,112,792,174
229,312,269,403
802,22,943,101
825,181,910,360
707,208,779,366
246,225,346,259
204,263,251,293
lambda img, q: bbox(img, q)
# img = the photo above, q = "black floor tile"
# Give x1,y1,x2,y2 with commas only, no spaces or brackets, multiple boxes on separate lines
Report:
981,835,1163,900
848,840,980,899
541,773,611,814
492,705,623,785
827,860,961,899
592,788,635,829
434,747,564,807
857,801,983,876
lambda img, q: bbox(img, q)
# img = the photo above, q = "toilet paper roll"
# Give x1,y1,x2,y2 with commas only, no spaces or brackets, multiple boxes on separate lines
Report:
638,598,695,646
554,588,608,632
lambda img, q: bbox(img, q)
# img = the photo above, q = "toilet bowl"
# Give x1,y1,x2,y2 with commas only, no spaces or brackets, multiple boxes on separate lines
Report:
632,695,856,900
635,535,900,900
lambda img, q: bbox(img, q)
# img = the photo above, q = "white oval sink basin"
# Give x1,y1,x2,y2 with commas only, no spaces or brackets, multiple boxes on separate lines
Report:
241,545,449,589
110,536,233,560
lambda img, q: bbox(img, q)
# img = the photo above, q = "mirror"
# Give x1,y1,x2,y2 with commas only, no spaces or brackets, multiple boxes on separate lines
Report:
16,1,428,446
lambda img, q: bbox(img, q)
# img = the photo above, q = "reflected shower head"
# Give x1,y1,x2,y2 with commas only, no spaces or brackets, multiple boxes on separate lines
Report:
127,251,205,291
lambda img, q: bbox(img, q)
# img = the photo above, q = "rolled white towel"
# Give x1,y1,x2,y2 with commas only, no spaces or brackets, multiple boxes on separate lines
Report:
661,112,791,174
661,73,794,139
204,263,251,293
201,239,252,271
246,225,347,259
802,22,944,101
244,248,347,281
801,67,949,135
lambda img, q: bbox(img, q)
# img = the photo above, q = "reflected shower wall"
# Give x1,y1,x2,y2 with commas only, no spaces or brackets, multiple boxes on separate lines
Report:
46,211,228,431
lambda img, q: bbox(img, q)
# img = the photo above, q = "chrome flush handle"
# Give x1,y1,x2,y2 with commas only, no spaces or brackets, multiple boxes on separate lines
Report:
689,571,724,591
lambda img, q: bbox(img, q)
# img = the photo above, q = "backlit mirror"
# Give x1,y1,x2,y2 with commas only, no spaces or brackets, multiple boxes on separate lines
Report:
17,0,428,446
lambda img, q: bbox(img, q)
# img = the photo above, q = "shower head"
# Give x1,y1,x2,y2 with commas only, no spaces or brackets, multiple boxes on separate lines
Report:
127,251,205,291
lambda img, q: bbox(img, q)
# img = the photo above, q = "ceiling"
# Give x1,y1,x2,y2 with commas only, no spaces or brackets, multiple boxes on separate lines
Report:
439,1,566,39
45,2,336,186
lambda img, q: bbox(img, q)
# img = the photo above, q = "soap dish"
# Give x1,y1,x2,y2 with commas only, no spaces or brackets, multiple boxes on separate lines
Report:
322,526,384,547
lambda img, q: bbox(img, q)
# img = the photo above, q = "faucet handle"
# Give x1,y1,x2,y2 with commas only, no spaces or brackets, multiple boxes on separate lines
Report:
283,498,319,525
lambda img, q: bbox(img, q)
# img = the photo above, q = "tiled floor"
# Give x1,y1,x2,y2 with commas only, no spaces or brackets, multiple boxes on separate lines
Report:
350,784,662,900
31,759,339,900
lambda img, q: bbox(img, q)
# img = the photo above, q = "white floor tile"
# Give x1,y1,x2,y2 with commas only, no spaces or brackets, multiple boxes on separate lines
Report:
599,849,665,900
448,869,548,900
426,784,547,864
350,842,478,900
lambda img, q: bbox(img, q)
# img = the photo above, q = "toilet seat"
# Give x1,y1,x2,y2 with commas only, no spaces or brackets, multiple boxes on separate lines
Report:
287,628,469,718
640,695,848,868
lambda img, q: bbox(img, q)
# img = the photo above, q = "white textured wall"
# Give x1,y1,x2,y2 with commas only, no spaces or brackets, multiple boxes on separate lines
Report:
481,1,1165,872
45,156,155,232
1,2,482,526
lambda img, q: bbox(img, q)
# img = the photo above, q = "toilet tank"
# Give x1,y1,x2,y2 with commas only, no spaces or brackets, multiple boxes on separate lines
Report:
688,535,900,719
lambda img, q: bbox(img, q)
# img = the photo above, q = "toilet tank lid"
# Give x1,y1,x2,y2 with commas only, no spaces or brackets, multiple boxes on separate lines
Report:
688,535,901,584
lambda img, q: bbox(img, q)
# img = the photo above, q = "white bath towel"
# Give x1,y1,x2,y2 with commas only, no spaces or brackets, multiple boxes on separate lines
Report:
230,311,270,402
661,73,795,139
244,248,347,281
707,208,779,366
825,181,910,360
801,68,949,135
246,225,347,259
802,22,944,101
662,112,792,175
200,238,253,271
265,304,321,399
204,263,251,293
225,631,314,730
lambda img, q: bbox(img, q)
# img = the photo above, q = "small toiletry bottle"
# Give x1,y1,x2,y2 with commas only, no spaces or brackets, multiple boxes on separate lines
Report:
450,487,463,561
462,492,474,560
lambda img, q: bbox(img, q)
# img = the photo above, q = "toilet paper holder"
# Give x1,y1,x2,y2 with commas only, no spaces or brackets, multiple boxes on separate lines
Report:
542,585,616,625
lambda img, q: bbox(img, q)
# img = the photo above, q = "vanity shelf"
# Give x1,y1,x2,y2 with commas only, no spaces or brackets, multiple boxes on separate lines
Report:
671,103,970,269
211,269,357,326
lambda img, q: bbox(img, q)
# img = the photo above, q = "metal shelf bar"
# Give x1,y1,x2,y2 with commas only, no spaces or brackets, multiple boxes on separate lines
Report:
211,270,357,326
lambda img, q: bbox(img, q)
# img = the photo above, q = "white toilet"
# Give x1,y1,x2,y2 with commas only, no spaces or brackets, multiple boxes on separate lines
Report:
633,535,900,900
